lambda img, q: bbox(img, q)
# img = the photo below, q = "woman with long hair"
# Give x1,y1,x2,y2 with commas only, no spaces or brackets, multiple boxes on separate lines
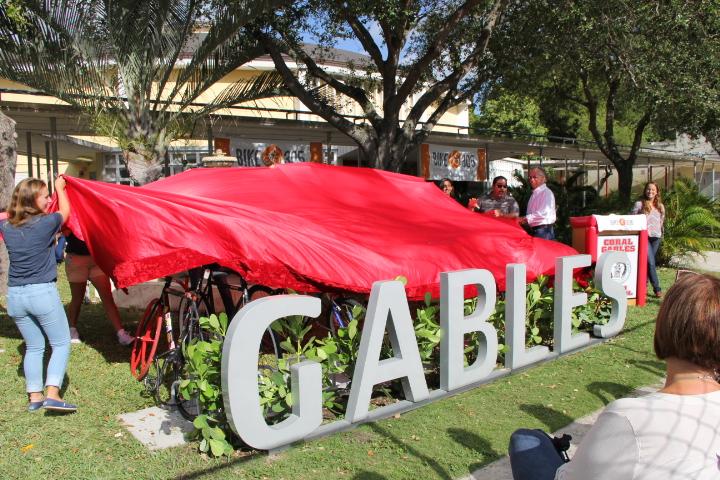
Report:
632,182,665,298
0,177,77,412
509,273,720,479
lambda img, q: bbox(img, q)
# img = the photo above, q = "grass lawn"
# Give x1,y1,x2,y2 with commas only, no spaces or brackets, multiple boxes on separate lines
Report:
0,268,675,479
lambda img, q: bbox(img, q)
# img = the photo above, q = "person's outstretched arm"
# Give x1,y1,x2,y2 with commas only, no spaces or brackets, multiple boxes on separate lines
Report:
54,176,70,223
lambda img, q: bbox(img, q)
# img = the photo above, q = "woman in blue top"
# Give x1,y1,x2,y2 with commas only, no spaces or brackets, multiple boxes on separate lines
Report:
1,176,76,412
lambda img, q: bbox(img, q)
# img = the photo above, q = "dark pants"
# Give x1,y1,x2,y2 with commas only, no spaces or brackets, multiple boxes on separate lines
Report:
508,429,565,480
647,236,662,294
531,225,555,240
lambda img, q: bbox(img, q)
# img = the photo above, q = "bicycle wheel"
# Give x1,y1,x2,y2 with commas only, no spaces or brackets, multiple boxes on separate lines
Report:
178,296,208,346
328,298,365,336
130,299,164,380
246,285,281,372
146,349,182,406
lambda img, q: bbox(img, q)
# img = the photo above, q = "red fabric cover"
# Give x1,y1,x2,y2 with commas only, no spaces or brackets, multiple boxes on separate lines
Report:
61,163,577,299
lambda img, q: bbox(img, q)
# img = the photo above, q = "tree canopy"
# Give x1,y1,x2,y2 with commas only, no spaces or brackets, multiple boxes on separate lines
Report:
470,88,547,138
649,0,720,156
256,0,507,171
0,0,286,184
489,0,707,202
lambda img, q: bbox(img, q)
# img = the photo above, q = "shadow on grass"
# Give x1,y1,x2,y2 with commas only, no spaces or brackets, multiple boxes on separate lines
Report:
586,382,633,406
13,343,72,398
447,427,501,473
615,318,657,336
627,359,665,377
170,449,260,479
1,304,132,364
519,404,573,432
369,423,453,479
69,304,137,364
352,472,387,480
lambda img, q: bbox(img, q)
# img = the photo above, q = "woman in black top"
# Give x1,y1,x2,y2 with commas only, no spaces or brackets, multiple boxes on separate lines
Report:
64,232,134,345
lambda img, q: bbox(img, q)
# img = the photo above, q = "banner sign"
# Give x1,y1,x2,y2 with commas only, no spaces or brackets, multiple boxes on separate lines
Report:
593,214,647,232
597,235,639,298
234,141,311,167
221,252,629,451
424,144,480,181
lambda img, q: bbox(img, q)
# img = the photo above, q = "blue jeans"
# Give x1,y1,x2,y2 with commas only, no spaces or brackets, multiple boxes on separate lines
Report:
531,225,555,240
508,429,564,480
7,282,71,392
647,237,662,293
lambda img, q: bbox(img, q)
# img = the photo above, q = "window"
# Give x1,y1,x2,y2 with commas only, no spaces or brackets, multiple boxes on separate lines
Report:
102,153,133,185
102,149,207,184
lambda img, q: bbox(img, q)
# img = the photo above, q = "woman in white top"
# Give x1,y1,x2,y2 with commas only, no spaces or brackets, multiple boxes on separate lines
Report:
631,182,665,297
508,273,720,479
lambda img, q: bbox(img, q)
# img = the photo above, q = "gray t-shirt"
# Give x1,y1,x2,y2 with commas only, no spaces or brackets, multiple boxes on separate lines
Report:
1,212,63,287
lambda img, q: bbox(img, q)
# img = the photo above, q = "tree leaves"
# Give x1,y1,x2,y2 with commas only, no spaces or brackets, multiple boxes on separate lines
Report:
0,0,286,184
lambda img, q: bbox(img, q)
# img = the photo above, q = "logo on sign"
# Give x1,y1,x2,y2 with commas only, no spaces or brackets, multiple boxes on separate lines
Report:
610,261,630,282
431,150,477,169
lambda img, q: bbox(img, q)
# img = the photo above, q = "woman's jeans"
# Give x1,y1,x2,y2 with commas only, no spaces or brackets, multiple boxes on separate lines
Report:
7,282,71,393
647,237,662,293
508,429,564,480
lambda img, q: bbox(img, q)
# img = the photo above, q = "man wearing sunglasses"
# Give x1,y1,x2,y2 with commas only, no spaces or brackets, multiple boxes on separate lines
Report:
520,167,556,240
474,176,519,218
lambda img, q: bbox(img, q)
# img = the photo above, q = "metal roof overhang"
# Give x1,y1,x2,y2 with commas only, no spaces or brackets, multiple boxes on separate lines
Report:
0,98,707,169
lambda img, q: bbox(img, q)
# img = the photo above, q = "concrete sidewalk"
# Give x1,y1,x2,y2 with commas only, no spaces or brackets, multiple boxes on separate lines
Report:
461,383,662,480
672,251,720,272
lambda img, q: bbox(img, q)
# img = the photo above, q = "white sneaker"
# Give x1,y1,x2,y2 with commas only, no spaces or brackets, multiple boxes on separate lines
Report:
69,327,81,344
117,329,135,346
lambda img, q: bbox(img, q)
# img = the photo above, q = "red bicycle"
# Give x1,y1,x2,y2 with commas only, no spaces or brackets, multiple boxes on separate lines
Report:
130,275,189,380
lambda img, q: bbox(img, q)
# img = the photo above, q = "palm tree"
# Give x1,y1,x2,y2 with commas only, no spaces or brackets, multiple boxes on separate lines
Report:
0,0,286,184
659,178,720,265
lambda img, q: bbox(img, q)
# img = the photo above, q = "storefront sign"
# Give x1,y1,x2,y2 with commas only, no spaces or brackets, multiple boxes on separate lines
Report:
422,144,481,181
234,141,311,167
221,252,629,450
597,235,639,297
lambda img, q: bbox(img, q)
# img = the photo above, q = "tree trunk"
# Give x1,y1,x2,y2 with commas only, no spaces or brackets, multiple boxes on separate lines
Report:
124,150,163,186
0,111,18,297
615,159,634,205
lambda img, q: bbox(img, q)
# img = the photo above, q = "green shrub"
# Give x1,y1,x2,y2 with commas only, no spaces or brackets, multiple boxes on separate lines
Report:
659,178,720,265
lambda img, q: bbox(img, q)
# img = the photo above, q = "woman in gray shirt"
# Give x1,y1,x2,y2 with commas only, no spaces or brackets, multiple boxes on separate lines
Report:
1,176,76,412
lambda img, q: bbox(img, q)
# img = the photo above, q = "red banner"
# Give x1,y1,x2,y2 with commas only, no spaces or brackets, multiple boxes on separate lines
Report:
61,163,577,299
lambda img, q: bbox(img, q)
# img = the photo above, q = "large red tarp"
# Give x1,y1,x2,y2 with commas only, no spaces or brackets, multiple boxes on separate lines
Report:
61,163,577,299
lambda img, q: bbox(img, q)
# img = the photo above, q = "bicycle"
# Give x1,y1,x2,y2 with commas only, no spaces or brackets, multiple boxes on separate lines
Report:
132,267,282,420
130,275,189,380
327,296,365,336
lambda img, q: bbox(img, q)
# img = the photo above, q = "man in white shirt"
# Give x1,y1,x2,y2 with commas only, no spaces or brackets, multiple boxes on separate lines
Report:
521,167,556,240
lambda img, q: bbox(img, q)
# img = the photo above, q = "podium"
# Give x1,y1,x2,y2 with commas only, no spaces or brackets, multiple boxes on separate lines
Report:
570,215,648,306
